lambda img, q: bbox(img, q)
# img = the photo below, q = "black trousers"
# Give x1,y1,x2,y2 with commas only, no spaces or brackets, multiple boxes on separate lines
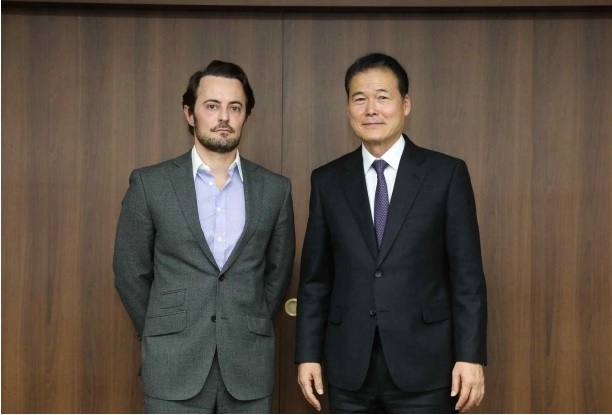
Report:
329,329,458,414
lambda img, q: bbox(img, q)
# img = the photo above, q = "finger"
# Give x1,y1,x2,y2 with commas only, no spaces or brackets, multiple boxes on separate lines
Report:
298,374,321,411
461,388,479,413
306,389,321,411
454,381,470,411
476,384,485,406
313,370,324,395
451,369,461,397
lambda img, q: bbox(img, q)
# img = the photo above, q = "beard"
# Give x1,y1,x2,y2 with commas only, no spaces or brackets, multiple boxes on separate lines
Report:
194,120,241,154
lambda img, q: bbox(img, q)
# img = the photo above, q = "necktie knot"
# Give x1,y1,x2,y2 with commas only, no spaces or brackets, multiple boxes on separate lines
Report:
372,159,388,175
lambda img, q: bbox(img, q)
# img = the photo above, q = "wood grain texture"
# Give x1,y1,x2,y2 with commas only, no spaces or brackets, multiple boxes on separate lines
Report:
531,14,612,413
2,6,611,414
1,8,283,413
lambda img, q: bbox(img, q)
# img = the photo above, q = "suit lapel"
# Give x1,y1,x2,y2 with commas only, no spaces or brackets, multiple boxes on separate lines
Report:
341,148,378,260
377,137,427,266
169,151,218,269
220,157,262,274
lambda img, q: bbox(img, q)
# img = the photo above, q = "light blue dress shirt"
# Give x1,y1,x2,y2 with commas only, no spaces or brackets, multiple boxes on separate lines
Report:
192,147,246,269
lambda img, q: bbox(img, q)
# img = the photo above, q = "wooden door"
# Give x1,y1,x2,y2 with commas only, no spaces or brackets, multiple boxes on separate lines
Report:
2,5,612,414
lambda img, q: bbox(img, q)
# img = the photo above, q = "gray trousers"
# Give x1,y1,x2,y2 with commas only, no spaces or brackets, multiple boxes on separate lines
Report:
144,352,272,414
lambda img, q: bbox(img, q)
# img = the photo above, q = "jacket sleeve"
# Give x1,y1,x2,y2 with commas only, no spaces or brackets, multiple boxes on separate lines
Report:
113,169,154,340
263,178,296,319
295,171,333,363
445,160,488,364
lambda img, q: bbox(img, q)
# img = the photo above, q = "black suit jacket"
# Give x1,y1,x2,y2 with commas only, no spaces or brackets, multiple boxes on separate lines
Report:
296,136,487,392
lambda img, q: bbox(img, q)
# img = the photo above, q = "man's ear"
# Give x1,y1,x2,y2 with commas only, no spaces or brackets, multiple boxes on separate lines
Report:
183,105,194,126
403,95,411,117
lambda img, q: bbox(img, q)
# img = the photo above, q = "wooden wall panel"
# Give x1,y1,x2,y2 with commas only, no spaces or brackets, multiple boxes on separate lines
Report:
2,6,612,414
1,8,283,413
531,15,612,413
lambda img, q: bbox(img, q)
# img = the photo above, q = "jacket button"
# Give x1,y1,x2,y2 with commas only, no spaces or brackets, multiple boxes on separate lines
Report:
369,309,377,316
374,270,382,278
211,315,216,322
219,275,225,281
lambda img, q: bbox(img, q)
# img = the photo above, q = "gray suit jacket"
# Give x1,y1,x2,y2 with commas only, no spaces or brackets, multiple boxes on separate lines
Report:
113,151,295,401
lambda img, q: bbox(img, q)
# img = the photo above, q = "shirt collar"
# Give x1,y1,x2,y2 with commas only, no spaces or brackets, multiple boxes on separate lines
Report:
191,146,244,182
362,135,405,174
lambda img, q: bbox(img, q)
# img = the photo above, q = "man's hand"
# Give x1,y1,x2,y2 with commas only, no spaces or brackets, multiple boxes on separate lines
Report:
451,362,485,412
297,362,324,411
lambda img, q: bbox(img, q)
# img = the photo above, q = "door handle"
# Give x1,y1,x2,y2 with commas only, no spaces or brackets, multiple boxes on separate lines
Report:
284,298,297,317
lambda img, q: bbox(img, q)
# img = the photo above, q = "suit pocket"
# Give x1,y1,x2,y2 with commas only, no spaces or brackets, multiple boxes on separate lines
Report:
422,302,451,323
328,306,343,324
159,289,185,309
143,311,187,337
246,315,273,337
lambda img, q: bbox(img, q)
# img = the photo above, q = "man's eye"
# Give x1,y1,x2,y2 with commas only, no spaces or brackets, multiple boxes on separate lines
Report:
206,104,218,110
354,97,365,102
378,96,389,100
230,106,241,113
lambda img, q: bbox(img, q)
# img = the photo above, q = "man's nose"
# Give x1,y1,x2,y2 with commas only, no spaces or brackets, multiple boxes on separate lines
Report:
365,100,378,116
219,107,230,121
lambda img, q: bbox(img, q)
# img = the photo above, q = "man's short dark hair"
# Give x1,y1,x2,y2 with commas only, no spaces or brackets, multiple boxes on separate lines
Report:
182,60,255,135
344,53,409,98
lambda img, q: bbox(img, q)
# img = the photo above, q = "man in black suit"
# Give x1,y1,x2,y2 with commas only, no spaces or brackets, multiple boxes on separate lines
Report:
296,53,487,413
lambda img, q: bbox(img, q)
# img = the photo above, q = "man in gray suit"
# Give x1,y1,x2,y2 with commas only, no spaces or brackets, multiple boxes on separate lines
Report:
113,60,295,413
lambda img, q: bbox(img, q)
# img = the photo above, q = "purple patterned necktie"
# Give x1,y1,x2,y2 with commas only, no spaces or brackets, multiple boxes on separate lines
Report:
372,159,389,249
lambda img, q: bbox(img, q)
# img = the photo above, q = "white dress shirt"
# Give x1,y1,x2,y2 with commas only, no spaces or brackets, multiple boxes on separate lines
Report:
362,135,405,222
